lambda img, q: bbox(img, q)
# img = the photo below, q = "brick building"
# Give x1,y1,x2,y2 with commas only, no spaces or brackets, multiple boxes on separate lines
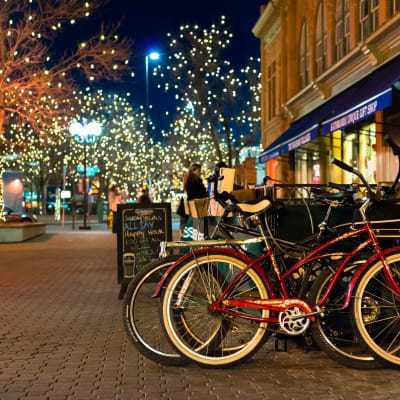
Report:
253,0,400,185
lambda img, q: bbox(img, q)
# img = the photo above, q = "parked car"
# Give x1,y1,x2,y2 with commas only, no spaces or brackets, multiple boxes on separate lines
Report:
3,207,37,223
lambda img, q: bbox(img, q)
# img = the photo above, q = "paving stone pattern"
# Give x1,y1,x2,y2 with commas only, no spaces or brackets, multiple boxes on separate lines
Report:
0,231,399,400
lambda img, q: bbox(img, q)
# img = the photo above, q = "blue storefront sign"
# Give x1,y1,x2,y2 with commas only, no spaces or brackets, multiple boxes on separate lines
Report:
282,125,319,154
322,88,392,135
258,147,282,163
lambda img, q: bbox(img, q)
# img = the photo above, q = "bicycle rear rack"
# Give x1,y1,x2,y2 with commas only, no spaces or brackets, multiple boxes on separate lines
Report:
159,237,264,258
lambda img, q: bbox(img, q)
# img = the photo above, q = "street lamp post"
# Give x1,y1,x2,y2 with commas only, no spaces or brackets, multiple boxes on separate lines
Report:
69,121,101,230
145,52,160,190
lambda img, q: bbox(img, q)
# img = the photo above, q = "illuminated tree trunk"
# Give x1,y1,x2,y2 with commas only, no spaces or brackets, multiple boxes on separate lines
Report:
196,78,223,163
217,100,233,167
0,103,6,219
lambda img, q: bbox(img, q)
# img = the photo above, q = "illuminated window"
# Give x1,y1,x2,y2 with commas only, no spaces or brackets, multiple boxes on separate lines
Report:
343,133,358,183
315,0,328,76
295,149,320,189
342,126,376,184
299,21,309,89
359,123,376,184
267,61,277,120
390,0,400,15
335,0,350,61
372,0,379,32
359,0,379,41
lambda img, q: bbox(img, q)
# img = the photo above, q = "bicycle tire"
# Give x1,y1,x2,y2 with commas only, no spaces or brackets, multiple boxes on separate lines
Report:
351,251,400,368
308,267,383,369
123,255,187,365
160,251,271,368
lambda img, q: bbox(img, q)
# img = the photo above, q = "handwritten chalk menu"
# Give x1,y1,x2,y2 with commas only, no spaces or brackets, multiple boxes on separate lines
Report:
117,203,172,284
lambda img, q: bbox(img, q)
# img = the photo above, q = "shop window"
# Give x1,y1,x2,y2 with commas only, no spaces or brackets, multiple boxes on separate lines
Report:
335,0,350,61
359,0,379,42
342,126,376,184
295,150,321,186
299,21,309,89
315,0,328,76
267,61,277,121
359,124,377,184
343,133,359,183
330,130,342,182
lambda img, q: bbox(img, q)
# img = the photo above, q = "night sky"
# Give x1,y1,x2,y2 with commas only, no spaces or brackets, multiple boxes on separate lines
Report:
102,1,266,65
73,1,267,131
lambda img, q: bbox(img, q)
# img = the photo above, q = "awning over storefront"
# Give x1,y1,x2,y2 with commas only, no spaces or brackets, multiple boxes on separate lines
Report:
321,88,392,135
282,124,319,153
258,55,400,163
258,120,318,163
258,145,281,163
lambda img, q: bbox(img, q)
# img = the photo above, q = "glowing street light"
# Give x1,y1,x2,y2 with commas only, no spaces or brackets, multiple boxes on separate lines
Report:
145,51,161,189
69,121,102,230
149,52,160,61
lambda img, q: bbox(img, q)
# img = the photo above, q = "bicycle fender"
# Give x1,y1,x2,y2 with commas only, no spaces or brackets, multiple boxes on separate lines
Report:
342,246,400,309
152,247,277,298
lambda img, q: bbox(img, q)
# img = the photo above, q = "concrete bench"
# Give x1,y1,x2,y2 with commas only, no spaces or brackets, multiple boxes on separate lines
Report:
0,222,46,243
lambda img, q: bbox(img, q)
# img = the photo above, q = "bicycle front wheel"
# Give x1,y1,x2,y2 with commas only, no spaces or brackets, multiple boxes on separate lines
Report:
123,255,186,365
351,252,400,368
160,251,271,368
308,267,383,369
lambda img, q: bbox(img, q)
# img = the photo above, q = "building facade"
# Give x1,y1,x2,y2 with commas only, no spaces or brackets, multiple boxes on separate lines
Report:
253,0,400,186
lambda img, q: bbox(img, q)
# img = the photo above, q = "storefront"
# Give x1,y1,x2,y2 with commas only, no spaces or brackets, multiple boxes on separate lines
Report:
258,55,400,186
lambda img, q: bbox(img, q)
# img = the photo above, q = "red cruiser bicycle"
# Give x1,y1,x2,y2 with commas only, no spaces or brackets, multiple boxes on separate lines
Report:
154,158,400,368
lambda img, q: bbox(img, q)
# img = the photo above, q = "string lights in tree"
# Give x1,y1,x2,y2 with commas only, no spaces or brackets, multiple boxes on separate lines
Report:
154,16,261,169
0,0,132,217
3,123,71,213
68,90,167,202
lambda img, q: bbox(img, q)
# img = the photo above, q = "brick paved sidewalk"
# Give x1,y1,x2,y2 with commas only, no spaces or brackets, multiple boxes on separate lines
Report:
0,231,398,400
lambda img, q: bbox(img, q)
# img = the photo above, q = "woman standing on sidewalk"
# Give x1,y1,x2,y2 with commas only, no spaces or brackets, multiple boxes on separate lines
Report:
178,164,207,234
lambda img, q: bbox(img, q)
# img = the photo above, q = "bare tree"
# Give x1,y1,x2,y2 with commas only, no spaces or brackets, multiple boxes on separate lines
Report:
155,17,261,167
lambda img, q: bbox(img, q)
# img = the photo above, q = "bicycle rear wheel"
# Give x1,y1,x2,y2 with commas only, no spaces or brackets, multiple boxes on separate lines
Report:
160,251,271,368
351,252,400,368
123,255,186,365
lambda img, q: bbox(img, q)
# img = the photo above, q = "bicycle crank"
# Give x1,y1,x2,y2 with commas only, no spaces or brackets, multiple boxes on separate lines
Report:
278,307,310,336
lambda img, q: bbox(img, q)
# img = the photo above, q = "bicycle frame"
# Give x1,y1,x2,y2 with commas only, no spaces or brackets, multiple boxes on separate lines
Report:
154,221,400,324
215,220,400,323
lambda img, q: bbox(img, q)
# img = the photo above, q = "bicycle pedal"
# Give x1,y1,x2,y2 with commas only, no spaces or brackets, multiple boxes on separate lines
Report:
304,335,314,346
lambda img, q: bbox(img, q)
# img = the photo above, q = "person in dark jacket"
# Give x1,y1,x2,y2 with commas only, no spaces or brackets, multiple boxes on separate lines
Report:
179,163,207,234
184,163,207,200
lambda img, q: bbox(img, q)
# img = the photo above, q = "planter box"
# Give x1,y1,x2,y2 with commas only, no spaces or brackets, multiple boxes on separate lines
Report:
0,222,46,243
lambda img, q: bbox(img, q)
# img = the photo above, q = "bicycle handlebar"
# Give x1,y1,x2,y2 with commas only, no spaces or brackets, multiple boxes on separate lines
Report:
330,158,375,200
328,182,351,191
330,158,355,174
384,135,400,156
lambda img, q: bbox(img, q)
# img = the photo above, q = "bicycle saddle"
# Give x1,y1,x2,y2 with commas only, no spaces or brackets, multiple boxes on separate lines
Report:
236,199,271,215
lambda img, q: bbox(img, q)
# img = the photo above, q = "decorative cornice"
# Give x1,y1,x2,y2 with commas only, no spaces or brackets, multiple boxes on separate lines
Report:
281,104,295,121
312,81,332,99
252,1,283,44
361,43,384,66
283,14,400,124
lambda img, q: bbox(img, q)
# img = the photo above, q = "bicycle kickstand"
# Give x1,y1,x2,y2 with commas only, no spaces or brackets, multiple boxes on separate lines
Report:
272,333,288,352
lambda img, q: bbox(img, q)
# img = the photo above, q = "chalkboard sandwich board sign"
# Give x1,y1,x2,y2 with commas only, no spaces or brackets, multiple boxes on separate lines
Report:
117,203,172,285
